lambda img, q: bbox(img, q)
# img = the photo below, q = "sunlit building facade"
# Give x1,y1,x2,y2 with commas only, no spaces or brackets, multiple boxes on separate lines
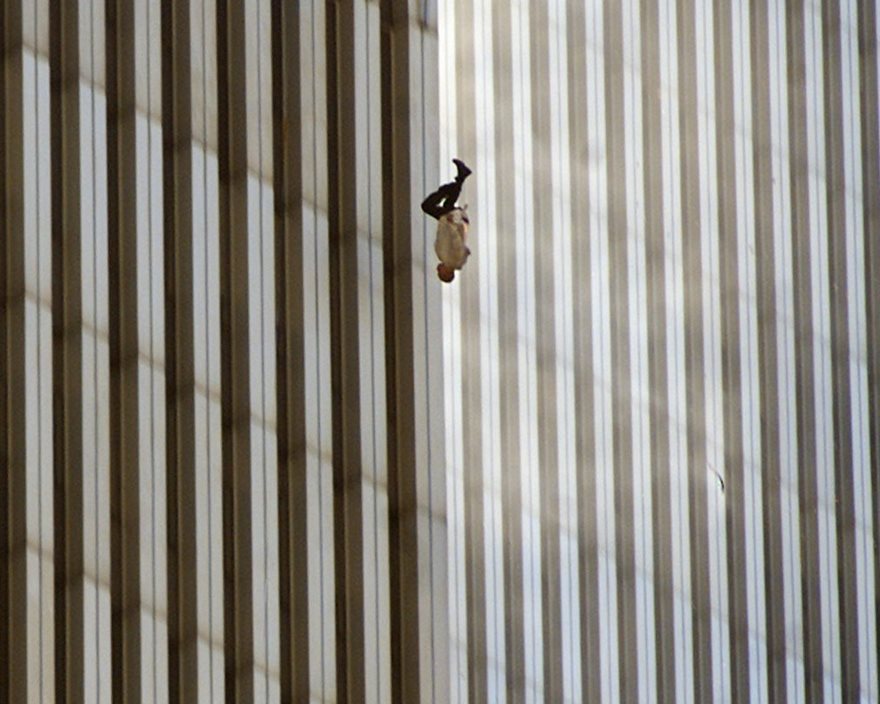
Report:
441,0,880,701
1,0,879,702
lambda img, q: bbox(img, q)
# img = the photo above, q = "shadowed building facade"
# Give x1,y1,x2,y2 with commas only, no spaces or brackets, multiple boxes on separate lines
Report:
2,0,879,703
2,0,446,701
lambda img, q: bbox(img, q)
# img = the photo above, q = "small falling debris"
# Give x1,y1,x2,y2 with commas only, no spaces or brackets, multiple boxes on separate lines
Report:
708,467,725,493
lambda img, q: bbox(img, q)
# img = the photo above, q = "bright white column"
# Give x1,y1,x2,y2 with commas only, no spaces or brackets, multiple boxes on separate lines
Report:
300,2,338,701
472,0,507,699
620,0,658,697
658,0,695,700
190,0,225,698
840,0,879,698
729,1,771,700
548,0,582,701
439,2,470,700
22,0,56,699
243,0,281,699
510,0,544,699
585,1,620,700
767,0,806,697
802,1,843,698
692,0,732,699
79,0,114,698
134,0,169,699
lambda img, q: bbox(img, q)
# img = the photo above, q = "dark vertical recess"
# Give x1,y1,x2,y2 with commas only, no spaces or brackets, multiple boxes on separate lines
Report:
272,1,311,701
713,0,750,699
602,1,639,700
451,0,487,699
0,0,27,701
821,0,861,698
491,1,526,699
324,4,343,700
785,3,825,699
380,0,426,700
639,0,676,699
857,1,880,693
216,0,255,700
750,0,788,699
50,1,85,700
379,10,402,703
326,2,366,699
161,0,199,700
567,0,601,699
106,0,142,701
675,0,713,700
325,5,348,701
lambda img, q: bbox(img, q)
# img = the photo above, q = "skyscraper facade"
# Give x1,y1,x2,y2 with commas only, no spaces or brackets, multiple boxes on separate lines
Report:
440,0,879,701
2,0,879,703
2,1,446,701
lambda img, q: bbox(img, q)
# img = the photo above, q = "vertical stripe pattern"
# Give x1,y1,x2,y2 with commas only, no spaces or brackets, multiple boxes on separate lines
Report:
441,0,880,701
2,1,880,702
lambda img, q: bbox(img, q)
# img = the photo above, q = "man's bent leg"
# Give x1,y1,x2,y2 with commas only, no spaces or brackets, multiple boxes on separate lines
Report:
422,181,461,218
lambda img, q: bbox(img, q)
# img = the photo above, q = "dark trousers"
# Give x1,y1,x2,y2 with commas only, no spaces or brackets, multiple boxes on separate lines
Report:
421,180,463,220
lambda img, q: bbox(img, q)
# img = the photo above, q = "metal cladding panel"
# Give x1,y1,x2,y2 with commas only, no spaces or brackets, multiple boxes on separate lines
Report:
442,0,880,702
1,1,878,702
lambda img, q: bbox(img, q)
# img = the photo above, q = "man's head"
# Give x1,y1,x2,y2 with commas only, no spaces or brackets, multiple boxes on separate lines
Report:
437,262,456,283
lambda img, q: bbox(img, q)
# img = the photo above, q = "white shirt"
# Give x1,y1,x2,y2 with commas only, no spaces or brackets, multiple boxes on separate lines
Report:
434,208,470,271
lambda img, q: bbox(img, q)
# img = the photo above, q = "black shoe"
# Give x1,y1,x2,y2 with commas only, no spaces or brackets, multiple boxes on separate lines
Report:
453,158,472,182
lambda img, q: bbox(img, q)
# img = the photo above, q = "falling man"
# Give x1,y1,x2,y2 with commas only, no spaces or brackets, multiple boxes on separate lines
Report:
421,158,472,283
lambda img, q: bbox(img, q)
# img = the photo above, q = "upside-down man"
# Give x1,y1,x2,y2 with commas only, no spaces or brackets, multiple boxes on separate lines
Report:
421,158,472,283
